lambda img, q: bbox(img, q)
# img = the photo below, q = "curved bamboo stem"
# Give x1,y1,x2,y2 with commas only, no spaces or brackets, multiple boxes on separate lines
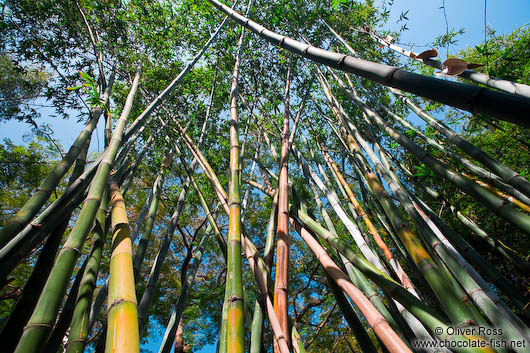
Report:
205,0,530,127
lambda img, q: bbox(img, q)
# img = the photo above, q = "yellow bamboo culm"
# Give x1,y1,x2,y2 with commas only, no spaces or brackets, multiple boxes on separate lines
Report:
106,181,140,353
467,175,530,213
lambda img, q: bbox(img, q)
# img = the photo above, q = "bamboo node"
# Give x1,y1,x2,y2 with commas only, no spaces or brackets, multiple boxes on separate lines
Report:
23,322,53,330
370,317,387,330
227,294,244,303
467,287,483,296
336,54,347,68
30,222,43,229
60,245,82,255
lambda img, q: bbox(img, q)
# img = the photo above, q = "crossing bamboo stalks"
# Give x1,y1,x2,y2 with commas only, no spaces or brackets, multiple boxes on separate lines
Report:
0,131,143,274
65,187,110,353
389,87,530,200
291,218,412,353
114,123,150,185
292,205,494,353
466,175,530,213
412,190,530,311
273,63,292,352
132,152,172,280
317,141,415,292
14,66,141,353
352,80,530,208
407,196,530,350
137,184,189,331
321,15,530,100
136,100,215,331
105,181,139,353
333,71,530,235
418,196,530,313
325,271,379,353
0,73,115,249
366,131,530,348
323,80,487,326
205,0,530,127
450,205,530,272
305,182,419,347
123,0,237,141
158,224,212,353
172,114,292,353
320,95,480,328
0,137,91,351
385,146,530,275
265,115,433,342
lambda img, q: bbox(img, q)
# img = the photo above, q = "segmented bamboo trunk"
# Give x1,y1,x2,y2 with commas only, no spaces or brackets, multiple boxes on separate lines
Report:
205,0,530,127
291,218,412,353
14,67,140,353
132,151,171,279
105,181,139,353
223,0,253,351
273,64,292,352
0,75,114,249
65,187,109,353
0,136,91,352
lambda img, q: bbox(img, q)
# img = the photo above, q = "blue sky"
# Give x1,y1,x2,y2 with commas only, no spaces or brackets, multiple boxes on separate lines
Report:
2,1,529,352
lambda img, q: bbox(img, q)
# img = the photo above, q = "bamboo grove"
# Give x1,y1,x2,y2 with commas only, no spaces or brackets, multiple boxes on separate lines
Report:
0,0,529,352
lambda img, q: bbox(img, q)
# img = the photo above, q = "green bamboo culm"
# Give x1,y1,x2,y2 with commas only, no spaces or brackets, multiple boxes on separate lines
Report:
65,186,110,353
223,0,253,351
293,207,493,353
0,75,114,249
158,224,212,353
205,0,530,127
0,136,91,353
105,181,140,353
13,66,140,353
132,152,171,280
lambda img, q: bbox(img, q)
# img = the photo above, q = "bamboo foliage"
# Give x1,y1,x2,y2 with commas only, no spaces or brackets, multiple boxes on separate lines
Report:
4,2,530,353
0,74,115,249
206,0,530,127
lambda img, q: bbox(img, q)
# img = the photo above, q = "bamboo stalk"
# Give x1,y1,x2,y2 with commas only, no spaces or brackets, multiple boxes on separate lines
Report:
223,1,254,350
0,136,91,351
14,66,141,353
65,186,110,353
205,0,530,127
0,74,114,248
291,219,411,353
105,181,139,353
273,63,292,351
